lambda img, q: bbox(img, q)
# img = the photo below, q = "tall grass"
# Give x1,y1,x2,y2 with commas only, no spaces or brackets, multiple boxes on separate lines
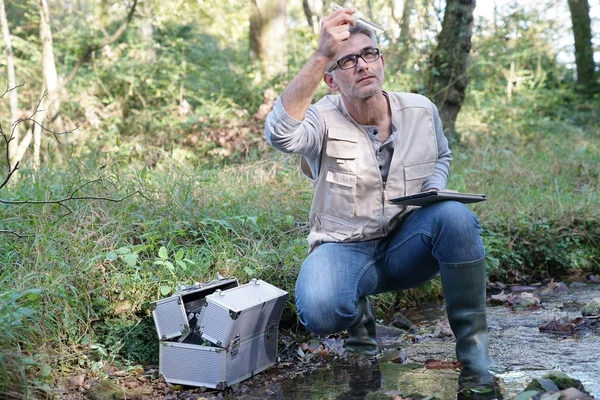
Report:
0,102,598,394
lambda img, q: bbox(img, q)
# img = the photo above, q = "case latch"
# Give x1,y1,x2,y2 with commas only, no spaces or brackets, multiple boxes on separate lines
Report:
228,334,241,358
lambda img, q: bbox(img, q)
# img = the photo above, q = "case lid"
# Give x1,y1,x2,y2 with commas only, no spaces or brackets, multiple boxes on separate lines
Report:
151,277,238,341
207,278,287,312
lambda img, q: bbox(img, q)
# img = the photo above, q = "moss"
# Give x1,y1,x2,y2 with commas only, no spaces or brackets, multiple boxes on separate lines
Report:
524,371,588,393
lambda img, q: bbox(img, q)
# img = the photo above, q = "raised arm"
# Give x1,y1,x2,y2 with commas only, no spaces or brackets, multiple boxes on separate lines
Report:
281,8,356,120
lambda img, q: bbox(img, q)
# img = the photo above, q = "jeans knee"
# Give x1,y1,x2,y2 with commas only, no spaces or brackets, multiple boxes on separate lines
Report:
295,288,355,335
426,201,485,262
434,201,482,236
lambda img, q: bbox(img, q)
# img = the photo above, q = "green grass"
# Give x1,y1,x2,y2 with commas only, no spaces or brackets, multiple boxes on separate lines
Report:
0,99,598,393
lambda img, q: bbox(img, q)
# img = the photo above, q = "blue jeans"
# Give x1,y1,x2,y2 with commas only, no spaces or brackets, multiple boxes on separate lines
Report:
295,201,485,335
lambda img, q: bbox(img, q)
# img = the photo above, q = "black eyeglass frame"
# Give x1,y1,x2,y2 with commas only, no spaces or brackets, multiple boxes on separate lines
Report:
327,48,381,73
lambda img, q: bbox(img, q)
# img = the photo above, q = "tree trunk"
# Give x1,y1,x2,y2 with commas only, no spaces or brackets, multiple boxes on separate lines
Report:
428,0,476,144
139,0,156,62
301,0,317,32
398,0,415,59
0,0,19,168
38,0,64,167
249,0,287,81
567,0,599,96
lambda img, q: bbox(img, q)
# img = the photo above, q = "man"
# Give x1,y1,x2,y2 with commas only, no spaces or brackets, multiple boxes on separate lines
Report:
264,8,492,376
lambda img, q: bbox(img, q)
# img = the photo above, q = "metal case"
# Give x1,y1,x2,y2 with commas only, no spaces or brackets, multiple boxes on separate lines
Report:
159,330,278,390
151,278,238,340
197,278,288,348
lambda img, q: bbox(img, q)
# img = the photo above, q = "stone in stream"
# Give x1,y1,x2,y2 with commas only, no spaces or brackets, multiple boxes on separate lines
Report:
581,297,600,317
523,371,592,398
390,312,417,331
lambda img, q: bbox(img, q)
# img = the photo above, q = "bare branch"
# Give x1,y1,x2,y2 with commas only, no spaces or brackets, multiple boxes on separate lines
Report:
0,182,149,207
0,82,25,100
0,229,33,238
0,161,19,190
0,179,150,233
0,85,147,238
1,87,78,178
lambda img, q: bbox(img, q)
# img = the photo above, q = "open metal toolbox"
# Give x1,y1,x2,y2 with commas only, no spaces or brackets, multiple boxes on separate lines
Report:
153,278,287,389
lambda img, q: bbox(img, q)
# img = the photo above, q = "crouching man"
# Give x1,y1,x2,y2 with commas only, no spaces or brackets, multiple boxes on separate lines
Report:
264,7,492,377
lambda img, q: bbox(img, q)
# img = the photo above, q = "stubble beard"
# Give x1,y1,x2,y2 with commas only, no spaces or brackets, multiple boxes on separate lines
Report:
352,73,384,100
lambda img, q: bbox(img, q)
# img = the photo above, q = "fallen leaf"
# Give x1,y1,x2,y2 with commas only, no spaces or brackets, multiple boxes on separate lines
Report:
424,359,461,370
539,317,587,335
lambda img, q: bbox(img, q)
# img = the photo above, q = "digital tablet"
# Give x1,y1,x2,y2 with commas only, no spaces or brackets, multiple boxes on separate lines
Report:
389,191,487,206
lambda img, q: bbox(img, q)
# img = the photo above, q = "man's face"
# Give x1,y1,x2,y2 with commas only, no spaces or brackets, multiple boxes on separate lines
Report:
326,33,385,100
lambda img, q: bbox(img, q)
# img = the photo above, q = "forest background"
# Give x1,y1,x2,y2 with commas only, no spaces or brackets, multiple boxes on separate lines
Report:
0,0,598,396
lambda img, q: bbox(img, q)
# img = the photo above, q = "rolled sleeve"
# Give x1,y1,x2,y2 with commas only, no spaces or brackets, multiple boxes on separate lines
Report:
265,97,324,160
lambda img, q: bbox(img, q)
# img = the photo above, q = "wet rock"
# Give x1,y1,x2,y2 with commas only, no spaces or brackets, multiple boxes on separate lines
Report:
391,349,408,364
587,274,600,283
432,320,453,338
390,312,416,331
557,387,594,399
489,291,541,310
525,371,590,394
530,377,560,392
581,297,600,317
542,281,569,294
377,323,406,339
569,282,588,288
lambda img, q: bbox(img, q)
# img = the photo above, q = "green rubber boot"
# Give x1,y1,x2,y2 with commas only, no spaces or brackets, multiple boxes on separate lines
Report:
439,257,492,376
345,297,379,356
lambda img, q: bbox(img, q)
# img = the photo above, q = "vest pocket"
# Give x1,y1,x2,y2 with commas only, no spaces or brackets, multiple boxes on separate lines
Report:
325,169,356,217
315,213,363,242
404,160,436,194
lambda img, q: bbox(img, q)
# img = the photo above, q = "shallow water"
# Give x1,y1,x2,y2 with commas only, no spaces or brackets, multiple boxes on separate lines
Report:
229,282,600,399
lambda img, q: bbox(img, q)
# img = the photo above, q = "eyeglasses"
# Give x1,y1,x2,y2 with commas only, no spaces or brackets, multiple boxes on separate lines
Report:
327,48,380,72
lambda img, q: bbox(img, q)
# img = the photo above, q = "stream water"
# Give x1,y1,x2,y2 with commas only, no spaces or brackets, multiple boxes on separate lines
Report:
226,282,600,399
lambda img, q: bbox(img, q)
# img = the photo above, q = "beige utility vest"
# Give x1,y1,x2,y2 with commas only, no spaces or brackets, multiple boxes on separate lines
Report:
304,92,438,250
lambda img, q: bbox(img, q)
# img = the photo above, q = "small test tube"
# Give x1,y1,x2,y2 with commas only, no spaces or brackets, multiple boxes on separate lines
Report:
332,4,385,32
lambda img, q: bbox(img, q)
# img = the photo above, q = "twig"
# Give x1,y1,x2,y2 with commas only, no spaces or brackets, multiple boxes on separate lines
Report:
0,83,25,100
0,229,33,238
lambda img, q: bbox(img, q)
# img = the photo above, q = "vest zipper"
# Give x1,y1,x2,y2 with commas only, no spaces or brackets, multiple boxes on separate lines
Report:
381,181,387,236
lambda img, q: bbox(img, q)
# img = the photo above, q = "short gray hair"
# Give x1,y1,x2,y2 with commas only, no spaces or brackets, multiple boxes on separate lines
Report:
326,22,378,73
349,21,377,43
